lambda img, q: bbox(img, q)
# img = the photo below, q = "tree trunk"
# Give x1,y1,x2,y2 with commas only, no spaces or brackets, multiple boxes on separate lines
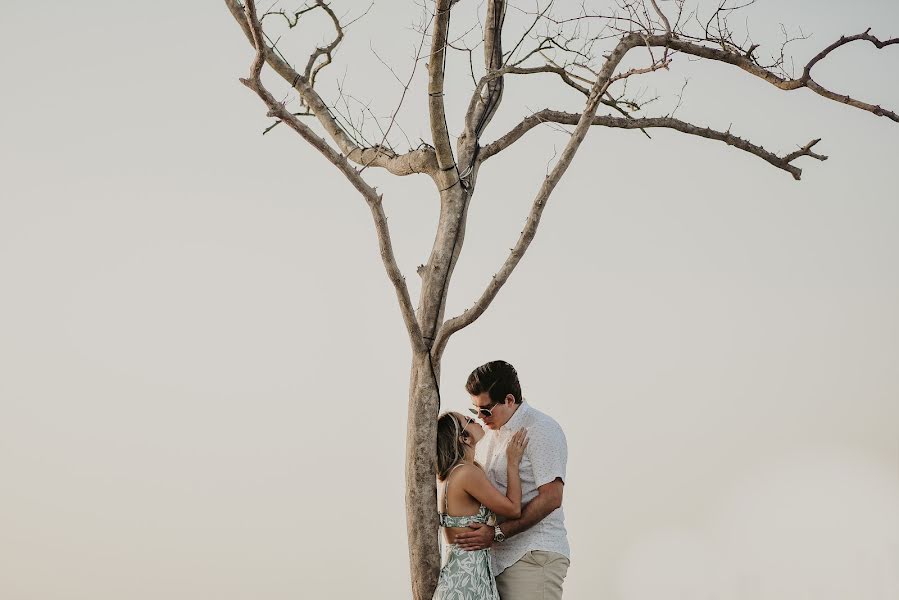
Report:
405,350,442,600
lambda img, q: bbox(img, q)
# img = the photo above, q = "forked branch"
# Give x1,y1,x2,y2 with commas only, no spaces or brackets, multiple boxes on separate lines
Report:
434,20,897,353
302,0,345,88
432,33,643,359
224,0,438,177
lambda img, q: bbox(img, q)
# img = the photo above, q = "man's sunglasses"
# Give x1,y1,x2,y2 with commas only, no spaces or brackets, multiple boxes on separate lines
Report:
469,399,503,418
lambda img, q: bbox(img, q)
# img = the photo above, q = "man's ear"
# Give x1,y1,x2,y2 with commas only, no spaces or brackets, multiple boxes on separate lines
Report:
505,393,515,405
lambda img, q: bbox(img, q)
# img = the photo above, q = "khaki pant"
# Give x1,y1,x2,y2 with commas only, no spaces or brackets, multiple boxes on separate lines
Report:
495,550,570,600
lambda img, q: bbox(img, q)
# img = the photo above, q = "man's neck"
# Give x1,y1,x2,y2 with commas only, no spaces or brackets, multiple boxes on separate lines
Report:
499,402,522,429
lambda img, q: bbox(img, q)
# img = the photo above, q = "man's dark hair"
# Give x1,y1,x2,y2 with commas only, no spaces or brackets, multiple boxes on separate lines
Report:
465,360,523,405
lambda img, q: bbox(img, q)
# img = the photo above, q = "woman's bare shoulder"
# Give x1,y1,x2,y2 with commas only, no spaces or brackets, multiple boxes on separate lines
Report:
452,463,488,484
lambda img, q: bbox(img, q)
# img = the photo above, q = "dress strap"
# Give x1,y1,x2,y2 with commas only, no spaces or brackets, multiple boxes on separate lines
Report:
443,462,467,515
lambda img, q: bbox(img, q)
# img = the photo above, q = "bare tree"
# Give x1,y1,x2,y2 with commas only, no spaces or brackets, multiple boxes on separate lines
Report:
223,0,896,597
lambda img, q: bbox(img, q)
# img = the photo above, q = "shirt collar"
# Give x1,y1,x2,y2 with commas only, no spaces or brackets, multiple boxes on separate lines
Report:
500,400,530,431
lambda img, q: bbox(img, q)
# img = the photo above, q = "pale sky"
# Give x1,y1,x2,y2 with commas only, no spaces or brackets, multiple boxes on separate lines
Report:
1,1,898,599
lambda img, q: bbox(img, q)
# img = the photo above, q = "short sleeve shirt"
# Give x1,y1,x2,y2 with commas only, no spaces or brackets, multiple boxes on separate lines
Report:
475,401,569,575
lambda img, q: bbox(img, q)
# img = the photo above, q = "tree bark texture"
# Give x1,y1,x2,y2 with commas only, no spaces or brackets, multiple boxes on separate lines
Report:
405,352,442,600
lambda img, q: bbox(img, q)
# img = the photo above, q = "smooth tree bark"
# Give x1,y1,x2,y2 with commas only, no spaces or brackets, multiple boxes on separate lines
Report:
224,1,896,597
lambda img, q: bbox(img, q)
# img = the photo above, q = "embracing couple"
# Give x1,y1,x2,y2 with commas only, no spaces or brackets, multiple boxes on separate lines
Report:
433,360,569,600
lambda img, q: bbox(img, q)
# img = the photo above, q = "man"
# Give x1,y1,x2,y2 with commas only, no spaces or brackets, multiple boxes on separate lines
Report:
455,360,570,600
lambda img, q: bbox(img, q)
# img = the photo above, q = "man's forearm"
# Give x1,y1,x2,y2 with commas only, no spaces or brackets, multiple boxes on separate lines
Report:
499,490,559,539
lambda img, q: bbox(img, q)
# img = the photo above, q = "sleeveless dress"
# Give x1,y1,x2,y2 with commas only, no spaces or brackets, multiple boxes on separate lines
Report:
432,464,500,600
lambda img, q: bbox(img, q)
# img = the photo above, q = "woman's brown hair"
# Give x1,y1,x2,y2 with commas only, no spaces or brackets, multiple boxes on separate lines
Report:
435,412,470,481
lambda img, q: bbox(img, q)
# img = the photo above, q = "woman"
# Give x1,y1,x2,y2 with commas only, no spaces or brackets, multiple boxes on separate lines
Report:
433,411,528,600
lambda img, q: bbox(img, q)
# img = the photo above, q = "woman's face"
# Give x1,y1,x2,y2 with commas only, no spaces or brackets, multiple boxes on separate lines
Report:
461,415,485,446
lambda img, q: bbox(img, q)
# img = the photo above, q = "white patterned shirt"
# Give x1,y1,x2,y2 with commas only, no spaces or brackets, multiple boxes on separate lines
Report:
475,401,569,575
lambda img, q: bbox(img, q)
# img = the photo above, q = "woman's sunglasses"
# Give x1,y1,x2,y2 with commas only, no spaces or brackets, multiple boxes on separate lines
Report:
469,399,503,418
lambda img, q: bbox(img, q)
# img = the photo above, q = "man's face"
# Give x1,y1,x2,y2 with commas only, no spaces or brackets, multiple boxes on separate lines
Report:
470,391,516,430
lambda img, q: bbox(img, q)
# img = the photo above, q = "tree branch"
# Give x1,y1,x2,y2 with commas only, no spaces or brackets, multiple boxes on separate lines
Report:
236,0,425,354
472,55,656,121
224,0,438,177
428,0,458,178
481,109,827,179
649,0,672,36
650,31,899,122
434,20,899,353
302,0,344,88
462,0,507,147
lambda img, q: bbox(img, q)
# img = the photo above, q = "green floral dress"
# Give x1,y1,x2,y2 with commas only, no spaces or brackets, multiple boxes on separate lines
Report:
433,466,499,600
